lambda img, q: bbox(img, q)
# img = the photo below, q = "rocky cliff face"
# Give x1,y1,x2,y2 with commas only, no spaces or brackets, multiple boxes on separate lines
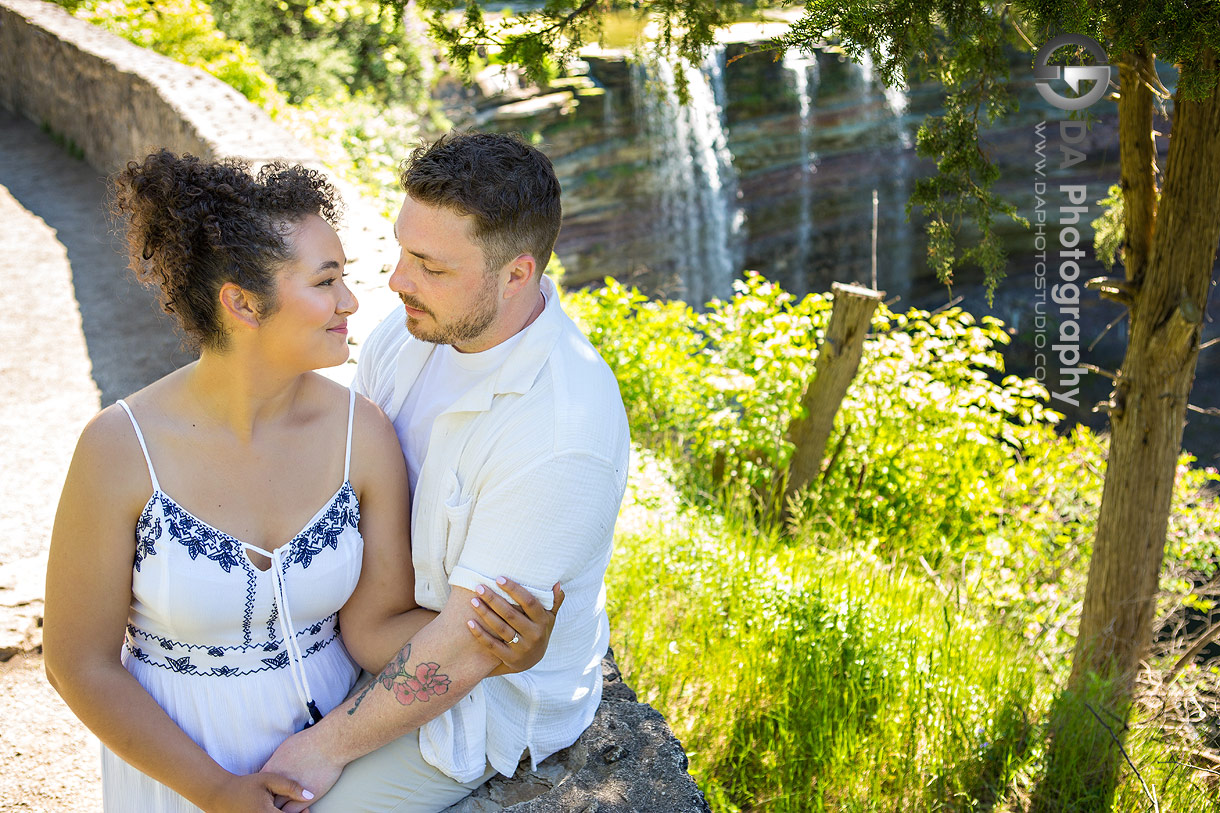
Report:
465,39,1219,464
466,42,937,304
461,40,1135,309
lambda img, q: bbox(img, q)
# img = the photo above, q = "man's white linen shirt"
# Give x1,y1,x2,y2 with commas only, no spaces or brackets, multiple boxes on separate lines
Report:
352,274,631,782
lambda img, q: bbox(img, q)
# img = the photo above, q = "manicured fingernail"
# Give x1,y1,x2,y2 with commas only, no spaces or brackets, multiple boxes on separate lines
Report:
471,598,481,608
496,576,507,585
475,584,486,595
467,620,477,630
303,790,315,800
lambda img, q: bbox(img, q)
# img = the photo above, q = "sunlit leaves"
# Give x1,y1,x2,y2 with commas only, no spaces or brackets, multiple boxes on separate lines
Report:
69,0,284,109
209,0,434,107
1093,183,1125,272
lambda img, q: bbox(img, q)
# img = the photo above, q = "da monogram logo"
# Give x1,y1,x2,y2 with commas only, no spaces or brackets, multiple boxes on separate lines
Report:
1034,34,1111,111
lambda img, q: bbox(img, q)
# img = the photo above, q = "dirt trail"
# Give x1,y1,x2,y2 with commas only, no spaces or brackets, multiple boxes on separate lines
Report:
0,107,136,812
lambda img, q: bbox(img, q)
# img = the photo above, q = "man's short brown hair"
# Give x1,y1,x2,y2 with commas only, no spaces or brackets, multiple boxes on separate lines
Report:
399,131,562,274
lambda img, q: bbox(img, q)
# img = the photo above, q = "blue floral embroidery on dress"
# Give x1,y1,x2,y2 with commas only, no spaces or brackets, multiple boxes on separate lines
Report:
125,625,341,678
142,483,356,585
287,484,359,569
159,495,246,573
124,477,359,679
134,504,162,572
266,602,279,641
262,651,290,669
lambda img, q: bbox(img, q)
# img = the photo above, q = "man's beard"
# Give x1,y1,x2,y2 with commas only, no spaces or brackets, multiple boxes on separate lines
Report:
401,275,498,347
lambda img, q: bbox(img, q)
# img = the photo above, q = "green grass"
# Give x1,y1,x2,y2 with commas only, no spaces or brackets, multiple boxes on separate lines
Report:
607,451,1220,812
567,271,1220,812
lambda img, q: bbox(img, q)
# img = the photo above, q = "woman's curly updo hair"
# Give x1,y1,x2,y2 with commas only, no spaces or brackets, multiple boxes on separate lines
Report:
111,150,341,351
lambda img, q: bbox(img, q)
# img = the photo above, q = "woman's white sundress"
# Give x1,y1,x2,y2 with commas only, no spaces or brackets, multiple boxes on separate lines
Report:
103,393,364,812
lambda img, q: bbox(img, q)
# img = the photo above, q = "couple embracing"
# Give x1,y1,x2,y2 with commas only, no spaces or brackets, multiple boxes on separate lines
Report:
44,131,631,812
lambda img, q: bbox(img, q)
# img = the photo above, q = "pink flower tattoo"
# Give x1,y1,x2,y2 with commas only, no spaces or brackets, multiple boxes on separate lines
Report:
390,662,451,704
348,644,452,716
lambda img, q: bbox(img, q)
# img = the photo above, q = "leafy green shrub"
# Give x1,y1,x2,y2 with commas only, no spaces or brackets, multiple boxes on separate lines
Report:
567,271,1062,563
571,272,1218,661
693,272,828,500
564,278,711,452
796,303,1061,563
207,0,434,109
65,0,284,109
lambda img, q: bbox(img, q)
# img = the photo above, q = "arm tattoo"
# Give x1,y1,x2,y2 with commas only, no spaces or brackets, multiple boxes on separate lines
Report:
347,643,452,716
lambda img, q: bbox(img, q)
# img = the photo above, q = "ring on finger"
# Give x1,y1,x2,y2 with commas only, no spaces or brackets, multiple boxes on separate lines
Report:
509,634,520,645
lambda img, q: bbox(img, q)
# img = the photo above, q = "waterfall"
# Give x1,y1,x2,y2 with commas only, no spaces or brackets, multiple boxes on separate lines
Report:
782,48,819,292
855,49,914,303
858,49,910,138
632,45,743,306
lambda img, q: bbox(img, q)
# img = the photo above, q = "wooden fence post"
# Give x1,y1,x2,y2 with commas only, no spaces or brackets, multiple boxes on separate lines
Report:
782,282,884,519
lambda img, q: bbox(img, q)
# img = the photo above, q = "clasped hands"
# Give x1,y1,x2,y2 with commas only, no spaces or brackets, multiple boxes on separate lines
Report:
241,577,564,812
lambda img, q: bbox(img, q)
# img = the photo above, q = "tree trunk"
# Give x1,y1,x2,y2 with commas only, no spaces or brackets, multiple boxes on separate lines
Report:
1041,47,1220,807
782,282,883,517
1071,45,1220,699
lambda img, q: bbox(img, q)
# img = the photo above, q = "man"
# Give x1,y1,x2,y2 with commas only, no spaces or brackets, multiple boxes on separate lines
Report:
264,131,631,811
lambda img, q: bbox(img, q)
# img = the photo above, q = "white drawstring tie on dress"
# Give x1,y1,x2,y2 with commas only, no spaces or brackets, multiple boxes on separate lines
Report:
245,543,323,727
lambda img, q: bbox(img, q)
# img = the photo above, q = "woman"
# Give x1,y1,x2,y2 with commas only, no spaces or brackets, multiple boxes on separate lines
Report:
43,151,554,812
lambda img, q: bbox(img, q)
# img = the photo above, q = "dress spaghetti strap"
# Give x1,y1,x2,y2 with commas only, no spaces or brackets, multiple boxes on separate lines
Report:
115,399,161,493
343,387,356,482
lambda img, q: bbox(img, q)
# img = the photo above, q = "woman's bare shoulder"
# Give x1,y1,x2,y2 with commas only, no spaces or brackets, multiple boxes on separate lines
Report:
297,373,398,455
352,389,398,444
346,390,405,494
66,402,158,515
79,363,198,488
77,401,144,458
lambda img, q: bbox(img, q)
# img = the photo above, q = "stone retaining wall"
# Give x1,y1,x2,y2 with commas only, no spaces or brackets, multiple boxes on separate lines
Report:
0,3,709,809
0,0,315,171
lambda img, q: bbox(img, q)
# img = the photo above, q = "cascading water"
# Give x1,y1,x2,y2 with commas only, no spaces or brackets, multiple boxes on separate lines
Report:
859,49,911,137
781,48,819,292
856,50,914,302
631,45,743,306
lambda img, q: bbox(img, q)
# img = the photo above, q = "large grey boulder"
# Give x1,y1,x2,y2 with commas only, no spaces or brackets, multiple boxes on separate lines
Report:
445,650,710,813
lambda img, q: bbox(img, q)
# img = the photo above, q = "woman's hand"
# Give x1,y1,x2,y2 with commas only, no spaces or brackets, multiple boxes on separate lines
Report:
205,771,315,813
467,579,565,675
260,726,343,813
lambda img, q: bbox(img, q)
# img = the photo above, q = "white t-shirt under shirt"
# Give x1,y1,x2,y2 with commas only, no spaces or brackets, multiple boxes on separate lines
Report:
395,329,525,495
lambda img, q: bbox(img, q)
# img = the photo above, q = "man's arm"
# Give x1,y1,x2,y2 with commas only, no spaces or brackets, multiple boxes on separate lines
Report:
264,585,500,807
267,449,627,808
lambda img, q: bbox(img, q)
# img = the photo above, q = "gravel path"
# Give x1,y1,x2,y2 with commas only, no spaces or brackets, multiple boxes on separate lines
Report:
0,107,400,811
0,107,132,812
